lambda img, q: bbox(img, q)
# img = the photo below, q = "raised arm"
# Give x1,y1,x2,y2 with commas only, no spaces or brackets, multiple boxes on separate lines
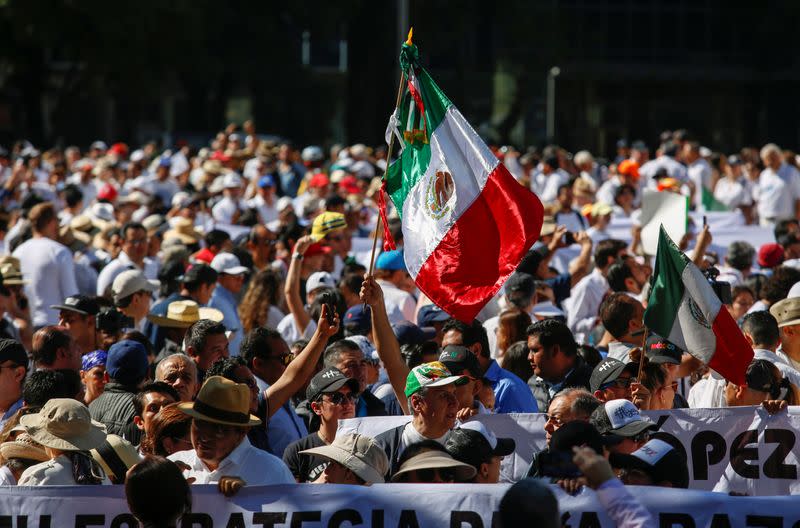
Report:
264,305,339,417
569,231,594,286
284,235,314,335
361,275,410,414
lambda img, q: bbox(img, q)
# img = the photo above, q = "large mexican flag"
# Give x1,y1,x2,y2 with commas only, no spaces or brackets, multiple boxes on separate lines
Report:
644,226,753,385
385,41,543,322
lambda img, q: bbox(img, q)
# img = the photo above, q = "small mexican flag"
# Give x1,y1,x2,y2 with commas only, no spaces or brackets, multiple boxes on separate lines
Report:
385,37,544,322
701,186,729,212
644,226,753,385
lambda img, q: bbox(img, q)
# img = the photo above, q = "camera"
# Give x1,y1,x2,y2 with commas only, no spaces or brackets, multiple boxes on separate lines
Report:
703,266,732,305
96,309,133,334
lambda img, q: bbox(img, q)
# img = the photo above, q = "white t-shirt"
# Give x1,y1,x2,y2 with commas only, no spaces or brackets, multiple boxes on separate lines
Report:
399,422,450,459
12,237,79,327
713,178,752,210
687,158,712,210
246,194,279,225
755,168,792,221
212,197,243,224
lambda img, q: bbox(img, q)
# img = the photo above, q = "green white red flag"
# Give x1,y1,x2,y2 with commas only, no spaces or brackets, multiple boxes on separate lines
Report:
644,226,753,385
384,38,544,322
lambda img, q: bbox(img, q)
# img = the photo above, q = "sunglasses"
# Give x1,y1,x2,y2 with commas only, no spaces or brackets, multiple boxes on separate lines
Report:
269,353,294,366
600,377,636,390
323,392,359,405
412,467,456,482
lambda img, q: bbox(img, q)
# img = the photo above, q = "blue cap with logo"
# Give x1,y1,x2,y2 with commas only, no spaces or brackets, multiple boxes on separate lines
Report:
375,250,406,272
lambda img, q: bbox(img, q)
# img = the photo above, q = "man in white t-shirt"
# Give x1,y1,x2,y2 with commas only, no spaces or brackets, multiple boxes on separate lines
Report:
757,144,800,226
533,156,570,204
246,175,279,225
212,173,245,224
12,203,79,328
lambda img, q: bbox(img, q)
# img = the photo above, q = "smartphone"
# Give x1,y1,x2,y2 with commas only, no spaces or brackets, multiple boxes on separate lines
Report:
537,450,582,479
703,215,707,228
319,291,336,326
563,231,576,245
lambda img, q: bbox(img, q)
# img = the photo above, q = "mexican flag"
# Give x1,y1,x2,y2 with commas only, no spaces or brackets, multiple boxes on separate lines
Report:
643,226,753,385
385,40,543,322
701,187,729,212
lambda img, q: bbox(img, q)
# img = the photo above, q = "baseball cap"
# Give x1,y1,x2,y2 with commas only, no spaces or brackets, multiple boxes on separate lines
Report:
375,250,406,272
111,270,159,304
770,297,800,328
308,172,330,188
258,175,276,188
446,421,516,470
210,252,249,276
505,272,536,299
417,304,450,327
590,399,657,439
306,367,360,402
303,243,331,258
758,243,784,268
347,335,378,362
404,361,464,398
644,334,683,365
439,345,482,378
589,358,635,393
50,295,100,317
0,339,28,368
177,263,218,284
392,321,436,347
343,305,372,335
609,438,689,488
106,339,149,385
310,211,347,242
221,173,243,189
306,271,336,294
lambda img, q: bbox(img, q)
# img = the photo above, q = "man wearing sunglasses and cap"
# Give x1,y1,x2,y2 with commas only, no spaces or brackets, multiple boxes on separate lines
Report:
169,376,294,487
283,367,359,482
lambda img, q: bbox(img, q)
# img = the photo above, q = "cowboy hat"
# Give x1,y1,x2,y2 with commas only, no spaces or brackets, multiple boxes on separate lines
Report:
163,218,204,245
0,433,49,463
177,376,261,427
20,399,107,452
90,434,142,482
146,300,223,328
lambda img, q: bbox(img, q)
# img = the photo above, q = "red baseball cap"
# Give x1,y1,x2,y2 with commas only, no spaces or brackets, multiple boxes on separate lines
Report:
758,243,784,269
308,172,330,189
96,183,118,203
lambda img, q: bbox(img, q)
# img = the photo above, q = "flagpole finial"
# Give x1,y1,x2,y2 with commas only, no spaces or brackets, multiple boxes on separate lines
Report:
406,27,413,45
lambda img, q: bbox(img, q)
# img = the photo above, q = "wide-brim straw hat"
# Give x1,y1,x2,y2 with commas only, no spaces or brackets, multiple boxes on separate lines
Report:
0,433,49,463
146,300,223,328
390,449,476,483
164,218,204,245
178,376,261,427
90,434,142,482
20,398,106,452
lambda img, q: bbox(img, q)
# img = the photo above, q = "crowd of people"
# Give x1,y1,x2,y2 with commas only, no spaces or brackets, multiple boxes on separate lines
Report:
0,124,800,525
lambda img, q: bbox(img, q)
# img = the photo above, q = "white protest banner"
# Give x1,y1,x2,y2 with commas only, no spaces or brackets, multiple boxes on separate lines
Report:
640,189,688,255
339,406,800,495
4,482,800,527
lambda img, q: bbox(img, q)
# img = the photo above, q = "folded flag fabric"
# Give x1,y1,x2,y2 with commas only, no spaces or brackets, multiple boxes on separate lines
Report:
644,226,753,385
385,39,544,322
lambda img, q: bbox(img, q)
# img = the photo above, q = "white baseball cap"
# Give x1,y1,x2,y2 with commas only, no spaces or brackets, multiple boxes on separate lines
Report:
222,172,243,189
306,271,336,293
210,252,249,276
111,270,159,304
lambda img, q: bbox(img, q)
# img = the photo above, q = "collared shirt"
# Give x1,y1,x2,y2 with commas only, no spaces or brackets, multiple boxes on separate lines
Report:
209,284,243,356
12,237,79,327
375,279,416,324
254,376,308,458
564,268,608,345
95,250,159,296
755,168,792,222
169,437,294,485
714,177,752,210
484,359,538,413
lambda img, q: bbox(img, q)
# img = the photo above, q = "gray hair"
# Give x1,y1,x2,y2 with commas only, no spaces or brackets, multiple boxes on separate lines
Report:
155,353,198,382
552,387,600,419
760,143,782,161
322,339,363,368
727,241,756,271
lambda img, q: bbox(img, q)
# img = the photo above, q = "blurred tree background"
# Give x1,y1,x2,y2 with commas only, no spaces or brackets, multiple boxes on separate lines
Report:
0,0,799,157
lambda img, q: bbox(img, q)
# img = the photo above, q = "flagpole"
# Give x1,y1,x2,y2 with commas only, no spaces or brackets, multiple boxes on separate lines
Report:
365,29,412,283
635,326,651,382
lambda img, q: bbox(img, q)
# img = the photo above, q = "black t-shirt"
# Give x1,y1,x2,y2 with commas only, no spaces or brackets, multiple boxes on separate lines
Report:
282,433,329,482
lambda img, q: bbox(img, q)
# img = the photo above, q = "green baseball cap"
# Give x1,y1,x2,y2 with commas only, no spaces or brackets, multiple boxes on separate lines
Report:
404,361,465,398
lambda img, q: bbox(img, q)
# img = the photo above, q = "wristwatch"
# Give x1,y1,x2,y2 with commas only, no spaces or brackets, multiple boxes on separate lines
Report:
292,253,304,261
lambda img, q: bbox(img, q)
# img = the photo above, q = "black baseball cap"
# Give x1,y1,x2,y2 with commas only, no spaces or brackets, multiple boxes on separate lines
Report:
0,339,28,368
644,334,682,365
50,295,100,316
589,358,635,393
609,438,689,488
549,421,608,455
446,421,516,469
439,345,482,378
417,304,450,327
306,367,360,402
505,272,536,299
177,263,218,284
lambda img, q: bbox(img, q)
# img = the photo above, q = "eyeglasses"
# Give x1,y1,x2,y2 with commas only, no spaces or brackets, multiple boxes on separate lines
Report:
600,377,636,390
544,414,565,427
631,431,651,443
268,353,294,366
323,392,359,406
125,238,148,246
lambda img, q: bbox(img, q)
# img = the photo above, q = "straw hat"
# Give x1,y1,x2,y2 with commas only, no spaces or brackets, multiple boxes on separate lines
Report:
0,256,27,285
146,300,223,328
163,218,204,245
90,434,142,482
391,449,476,482
0,433,49,463
20,399,107,451
177,376,261,427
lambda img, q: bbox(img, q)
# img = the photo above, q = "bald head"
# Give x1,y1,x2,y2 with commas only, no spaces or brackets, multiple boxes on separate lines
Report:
155,353,198,402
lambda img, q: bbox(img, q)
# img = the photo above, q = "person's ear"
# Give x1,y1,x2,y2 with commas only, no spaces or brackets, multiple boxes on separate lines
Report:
103,371,110,383
593,389,605,401
743,332,755,347
133,415,144,430
410,394,424,414
310,401,323,416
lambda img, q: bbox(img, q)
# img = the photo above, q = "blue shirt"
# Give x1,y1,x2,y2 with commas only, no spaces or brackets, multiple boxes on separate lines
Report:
255,376,308,458
0,398,23,431
484,360,538,413
209,284,243,356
